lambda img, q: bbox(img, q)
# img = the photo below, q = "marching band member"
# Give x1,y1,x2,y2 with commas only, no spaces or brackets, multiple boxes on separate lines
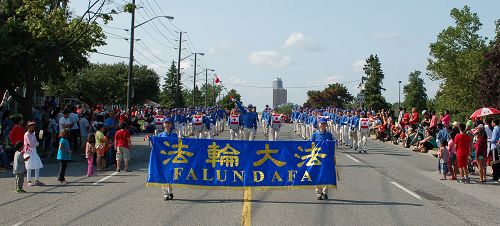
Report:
157,118,177,201
349,110,360,150
268,109,283,141
233,100,259,141
358,111,370,153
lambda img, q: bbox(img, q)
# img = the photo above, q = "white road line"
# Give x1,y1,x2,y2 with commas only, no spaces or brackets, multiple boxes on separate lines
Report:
390,182,423,201
12,222,23,226
92,172,119,186
344,154,360,163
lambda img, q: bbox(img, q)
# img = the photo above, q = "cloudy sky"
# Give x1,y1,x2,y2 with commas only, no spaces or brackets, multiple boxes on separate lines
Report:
72,0,499,109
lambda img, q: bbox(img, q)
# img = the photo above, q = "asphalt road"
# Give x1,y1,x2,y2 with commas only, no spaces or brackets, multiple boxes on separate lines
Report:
1,124,499,226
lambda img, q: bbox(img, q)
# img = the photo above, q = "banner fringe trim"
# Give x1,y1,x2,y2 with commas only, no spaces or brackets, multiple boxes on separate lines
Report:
145,183,337,191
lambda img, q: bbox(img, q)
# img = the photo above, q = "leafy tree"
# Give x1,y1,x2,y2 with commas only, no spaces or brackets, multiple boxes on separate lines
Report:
427,6,489,119
276,103,295,116
479,31,500,108
303,83,353,109
218,89,241,110
403,71,427,112
0,0,107,120
362,54,390,110
44,63,160,106
160,62,185,108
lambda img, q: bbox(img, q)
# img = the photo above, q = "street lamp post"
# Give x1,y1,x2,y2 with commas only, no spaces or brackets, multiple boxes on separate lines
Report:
398,81,402,108
127,3,173,110
205,68,214,108
193,53,204,107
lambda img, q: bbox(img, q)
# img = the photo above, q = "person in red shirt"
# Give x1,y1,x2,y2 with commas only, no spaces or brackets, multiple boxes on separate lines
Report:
115,122,132,172
454,123,471,183
409,107,419,125
9,117,24,146
402,108,410,127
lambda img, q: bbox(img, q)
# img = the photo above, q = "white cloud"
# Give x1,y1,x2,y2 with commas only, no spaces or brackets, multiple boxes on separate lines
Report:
370,32,401,39
352,59,365,72
283,32,324,51
248,51,291,67
326,75,344,84
180,60,191,70
208,41,240,55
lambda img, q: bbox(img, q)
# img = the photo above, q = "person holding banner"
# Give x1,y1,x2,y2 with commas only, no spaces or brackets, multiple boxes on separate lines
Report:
311,117,334,200
157,118,178,200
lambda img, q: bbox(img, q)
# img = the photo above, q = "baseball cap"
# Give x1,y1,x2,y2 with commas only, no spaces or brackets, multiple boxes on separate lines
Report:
319,118,328,124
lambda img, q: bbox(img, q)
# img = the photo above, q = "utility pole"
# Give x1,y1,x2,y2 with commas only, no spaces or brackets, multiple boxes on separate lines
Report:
176,32,183,107
204,68,214,108
192,52,204,107
398,81,402,108
126,0,136,110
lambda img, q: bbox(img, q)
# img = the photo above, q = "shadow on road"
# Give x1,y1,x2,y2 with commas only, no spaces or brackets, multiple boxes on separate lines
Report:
172,198,423,206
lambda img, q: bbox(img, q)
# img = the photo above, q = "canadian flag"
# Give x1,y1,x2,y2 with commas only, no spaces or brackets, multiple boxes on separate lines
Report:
214,75,220,84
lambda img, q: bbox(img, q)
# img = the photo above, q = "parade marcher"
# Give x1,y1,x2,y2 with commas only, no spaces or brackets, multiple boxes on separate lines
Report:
24,121,44,186
228,109,242,140
341,111,351,147
157,118,178,200
174,110,186,138
310,118,334,200
358,111,370,153
192,111,204,139
268,109,283,141
153,110,166,135
234,100,259,141
349,110,360,150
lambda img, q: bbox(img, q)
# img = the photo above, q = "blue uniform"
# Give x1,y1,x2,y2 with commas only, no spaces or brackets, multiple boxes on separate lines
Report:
310,130,333,141
158,130,178,138
235,101,258,129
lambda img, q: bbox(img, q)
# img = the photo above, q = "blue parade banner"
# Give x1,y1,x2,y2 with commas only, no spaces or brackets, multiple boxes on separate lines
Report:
147,137,336,190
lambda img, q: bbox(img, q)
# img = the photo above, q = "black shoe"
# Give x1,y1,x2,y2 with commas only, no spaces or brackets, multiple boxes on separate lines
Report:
323,194,328,200
164,196,171,201
363,150,367,153
169,193,174,200
317,195,324,200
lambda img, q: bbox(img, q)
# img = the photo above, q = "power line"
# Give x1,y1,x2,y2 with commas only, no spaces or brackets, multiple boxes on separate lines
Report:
94,51,129,59
142,0,179,36
136,40,170,65
222,79,361,89
136,9,178,47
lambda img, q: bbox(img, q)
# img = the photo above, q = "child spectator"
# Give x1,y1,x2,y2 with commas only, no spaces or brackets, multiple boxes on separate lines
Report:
448,130,458,180
57,129,72,184
13,142,29,193
95,123,107,171
437,140,449,180
474,126,487,183
85,134,96,177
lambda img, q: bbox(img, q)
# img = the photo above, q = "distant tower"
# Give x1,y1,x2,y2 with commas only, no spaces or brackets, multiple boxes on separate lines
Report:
272,78,287,109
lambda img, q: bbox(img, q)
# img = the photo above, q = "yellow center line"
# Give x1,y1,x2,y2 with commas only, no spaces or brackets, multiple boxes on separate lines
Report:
241,189,252,226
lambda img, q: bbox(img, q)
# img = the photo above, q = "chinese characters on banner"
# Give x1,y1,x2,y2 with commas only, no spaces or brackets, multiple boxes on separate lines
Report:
147,137,336,190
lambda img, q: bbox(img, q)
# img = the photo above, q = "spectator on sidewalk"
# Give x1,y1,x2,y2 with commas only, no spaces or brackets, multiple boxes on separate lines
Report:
95,123,107,171
115,123,132,172
437,140,449,180
9,117,24,147
57,129,71,184
13,142,28,193
85,134,96,177
474,126,487,184
24,121,44,186
448,127,458,180
69,106,80,153
455,123,471,183
440,110,451,127
79,112,90,153
409,107,419,126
